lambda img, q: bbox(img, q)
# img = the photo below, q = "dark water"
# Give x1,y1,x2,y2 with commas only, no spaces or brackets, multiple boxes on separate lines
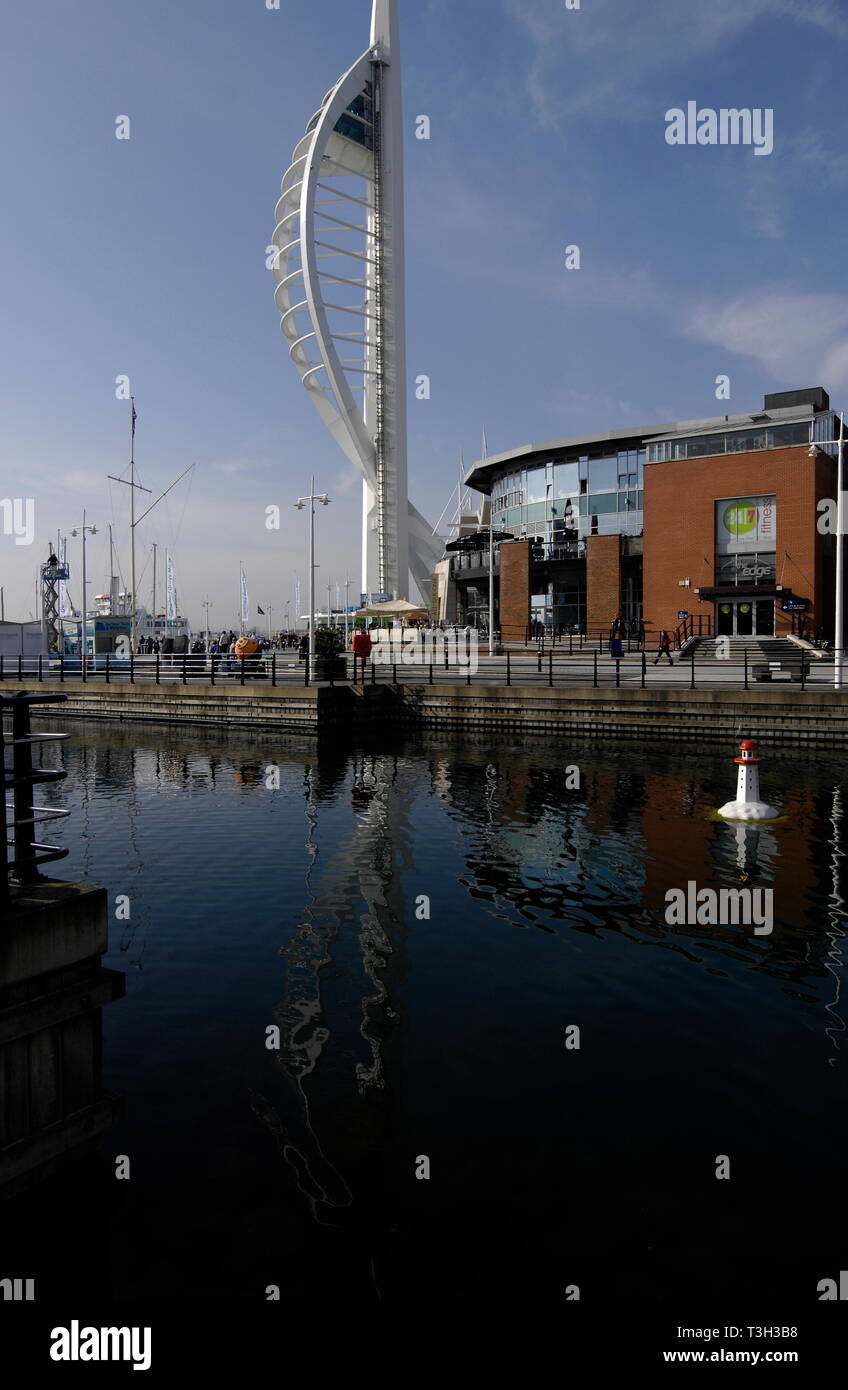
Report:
5,723,848,1304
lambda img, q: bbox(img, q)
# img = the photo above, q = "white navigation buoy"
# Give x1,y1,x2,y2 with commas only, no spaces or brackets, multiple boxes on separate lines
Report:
717,739,779,821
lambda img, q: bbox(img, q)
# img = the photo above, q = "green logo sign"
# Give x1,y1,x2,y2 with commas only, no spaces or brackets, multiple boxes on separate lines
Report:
723,501,758,536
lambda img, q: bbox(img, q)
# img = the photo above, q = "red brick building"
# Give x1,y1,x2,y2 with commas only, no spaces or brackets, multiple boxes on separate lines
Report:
448,387,839,644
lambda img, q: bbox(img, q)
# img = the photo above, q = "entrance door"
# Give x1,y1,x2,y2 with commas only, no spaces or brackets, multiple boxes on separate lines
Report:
755,600,774,636
736,601,753,636
715,598,772,636
717,602,734,636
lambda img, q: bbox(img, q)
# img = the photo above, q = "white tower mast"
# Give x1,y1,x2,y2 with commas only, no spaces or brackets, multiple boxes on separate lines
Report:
272,0,439,604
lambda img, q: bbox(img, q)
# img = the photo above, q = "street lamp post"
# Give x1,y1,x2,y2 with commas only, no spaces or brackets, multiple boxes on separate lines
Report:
810,413,845,690
294,476,330,681
70,513,97,673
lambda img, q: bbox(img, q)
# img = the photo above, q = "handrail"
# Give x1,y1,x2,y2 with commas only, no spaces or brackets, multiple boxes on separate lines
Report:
2,691,70,905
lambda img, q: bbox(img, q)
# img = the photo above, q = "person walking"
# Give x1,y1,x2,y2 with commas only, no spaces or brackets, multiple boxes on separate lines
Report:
653,629,673,666
352,628,372,683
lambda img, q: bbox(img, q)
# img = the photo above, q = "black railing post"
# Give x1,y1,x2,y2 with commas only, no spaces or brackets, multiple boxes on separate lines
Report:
155,654,160,686
129,651,134,685
105,653,110,685
211,654,216,685
801,654,807,691
548,651,553,687
690,647,696,690
392,662,397,685
507,651,511,686
38,655,43,683
271,654,276,688
593,652,598,688
17,655,22,682
641,651,646,689
81,648,86,684
11,696,36,883
371,659,376,685
615,659,621,689
182,653,187,686
240,657,245,686
59,654,63,684
304,656,309,687
429,662,433,686
744,648,749,690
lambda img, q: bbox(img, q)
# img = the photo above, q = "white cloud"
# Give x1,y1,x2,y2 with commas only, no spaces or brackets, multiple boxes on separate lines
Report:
506,0,848,129
686,290,848,387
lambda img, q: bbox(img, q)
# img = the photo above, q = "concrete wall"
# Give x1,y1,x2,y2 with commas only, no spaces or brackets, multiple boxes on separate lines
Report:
381,683,848,746
28,677,848,746
0,881,124,1197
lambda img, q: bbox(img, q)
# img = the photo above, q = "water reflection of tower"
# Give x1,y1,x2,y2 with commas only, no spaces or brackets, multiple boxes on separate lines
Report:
252,744,415,1289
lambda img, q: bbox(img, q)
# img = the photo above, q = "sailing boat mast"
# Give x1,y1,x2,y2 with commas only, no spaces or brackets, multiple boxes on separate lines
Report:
107,399,195,651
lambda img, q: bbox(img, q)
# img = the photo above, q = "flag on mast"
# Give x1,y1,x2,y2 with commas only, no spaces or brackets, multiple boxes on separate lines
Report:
240,564,249,625
166,550,176,621
58,536,72,618
131,401,137,437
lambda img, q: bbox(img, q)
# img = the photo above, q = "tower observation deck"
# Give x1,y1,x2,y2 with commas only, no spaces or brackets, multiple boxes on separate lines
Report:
271,0,441,601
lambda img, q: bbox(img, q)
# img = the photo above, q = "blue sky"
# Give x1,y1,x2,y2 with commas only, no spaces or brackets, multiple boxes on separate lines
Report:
1,0,847,625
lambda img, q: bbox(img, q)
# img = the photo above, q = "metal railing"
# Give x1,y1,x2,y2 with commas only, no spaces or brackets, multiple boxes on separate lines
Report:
2,692,70,905
2,648,840,694
674,614,714,648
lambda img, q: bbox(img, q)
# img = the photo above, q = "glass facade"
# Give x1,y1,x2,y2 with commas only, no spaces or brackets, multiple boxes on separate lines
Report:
330,84,374,149
491,448,645,538
646,420,811,463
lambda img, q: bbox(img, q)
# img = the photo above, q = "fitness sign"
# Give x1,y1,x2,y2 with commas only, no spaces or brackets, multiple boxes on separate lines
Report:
715,495,776,586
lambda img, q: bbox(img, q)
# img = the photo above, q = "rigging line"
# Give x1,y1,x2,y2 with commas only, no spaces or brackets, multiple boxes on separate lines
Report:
172,464,195,547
